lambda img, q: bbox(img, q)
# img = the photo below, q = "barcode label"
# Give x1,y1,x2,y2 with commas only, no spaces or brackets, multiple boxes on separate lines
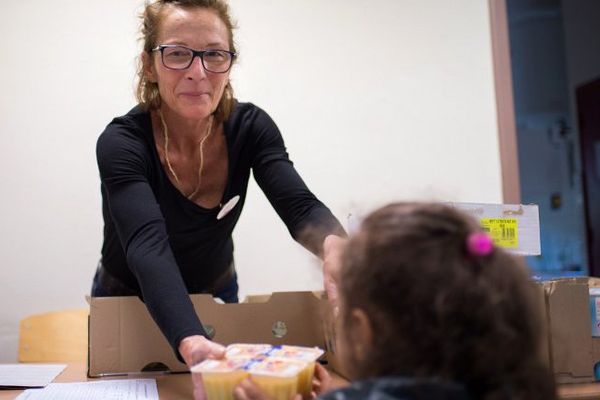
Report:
479,218,519,248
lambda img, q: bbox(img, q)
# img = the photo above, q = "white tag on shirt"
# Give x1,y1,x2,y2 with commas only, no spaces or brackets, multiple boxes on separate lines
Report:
217,195,240,220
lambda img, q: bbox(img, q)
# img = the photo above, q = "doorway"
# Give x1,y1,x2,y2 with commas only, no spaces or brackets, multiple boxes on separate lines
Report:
492,0,600,277
577,77,600,276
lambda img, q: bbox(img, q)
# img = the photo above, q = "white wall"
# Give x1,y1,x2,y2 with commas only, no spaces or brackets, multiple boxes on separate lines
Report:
0,0,501,362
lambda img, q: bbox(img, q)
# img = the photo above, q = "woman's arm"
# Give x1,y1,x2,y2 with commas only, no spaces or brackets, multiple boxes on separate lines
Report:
97,121,209,360
249,108,346,257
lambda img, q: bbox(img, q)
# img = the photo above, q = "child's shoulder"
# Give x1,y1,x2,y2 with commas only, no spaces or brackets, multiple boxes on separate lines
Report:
318,377,470,400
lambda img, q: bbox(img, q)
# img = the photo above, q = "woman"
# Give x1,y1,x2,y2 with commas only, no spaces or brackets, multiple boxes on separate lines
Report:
92,0,344,383
235,203,557,400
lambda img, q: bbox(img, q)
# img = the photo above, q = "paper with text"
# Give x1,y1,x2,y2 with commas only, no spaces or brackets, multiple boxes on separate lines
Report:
14,379,159,400
0,364,66,388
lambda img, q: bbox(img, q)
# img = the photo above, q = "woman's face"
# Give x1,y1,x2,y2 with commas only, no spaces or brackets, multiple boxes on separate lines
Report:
146,6,231,120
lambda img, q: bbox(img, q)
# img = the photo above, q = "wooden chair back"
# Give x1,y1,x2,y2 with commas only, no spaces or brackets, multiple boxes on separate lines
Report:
18,309,88,362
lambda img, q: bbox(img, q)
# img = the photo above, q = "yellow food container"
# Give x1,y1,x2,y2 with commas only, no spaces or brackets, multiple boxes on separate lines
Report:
191,357,251,400
194,344,324,400
247,357,307,400
225,343,272,359
266,346,324,398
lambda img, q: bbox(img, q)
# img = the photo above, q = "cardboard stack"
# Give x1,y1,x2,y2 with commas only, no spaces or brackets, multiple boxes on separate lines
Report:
88,280,600,384
537,277,600,383
88,202,542,379
88,203,600,385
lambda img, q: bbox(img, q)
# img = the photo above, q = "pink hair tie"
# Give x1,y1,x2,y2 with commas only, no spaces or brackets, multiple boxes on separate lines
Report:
466,232,494,256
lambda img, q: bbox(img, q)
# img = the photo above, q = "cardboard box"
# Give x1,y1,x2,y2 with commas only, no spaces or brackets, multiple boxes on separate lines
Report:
349,202,541,256
537,277,600,383
88,292,340,377
90,278,600,384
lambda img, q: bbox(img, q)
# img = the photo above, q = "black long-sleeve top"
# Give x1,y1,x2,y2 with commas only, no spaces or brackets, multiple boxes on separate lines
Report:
96,102,344,357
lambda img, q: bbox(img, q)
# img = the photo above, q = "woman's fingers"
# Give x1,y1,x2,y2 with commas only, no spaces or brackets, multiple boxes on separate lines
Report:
203,338,226,359
180,335,226,366
179,336,226,400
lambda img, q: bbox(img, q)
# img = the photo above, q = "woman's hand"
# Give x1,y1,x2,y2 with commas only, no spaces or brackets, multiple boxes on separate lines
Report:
179,335,226,400
233,378,301,400
322,235,347,311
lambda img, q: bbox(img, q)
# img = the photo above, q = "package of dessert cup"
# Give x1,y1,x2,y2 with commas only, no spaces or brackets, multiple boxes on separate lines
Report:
245,357,308,400
226,343,324,362
193,344,324,400
225,343,272,359
190,357,252,400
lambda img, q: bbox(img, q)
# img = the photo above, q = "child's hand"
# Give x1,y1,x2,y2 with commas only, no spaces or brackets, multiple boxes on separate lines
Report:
312,363,333,396
233,378,301,400
312,364,350,396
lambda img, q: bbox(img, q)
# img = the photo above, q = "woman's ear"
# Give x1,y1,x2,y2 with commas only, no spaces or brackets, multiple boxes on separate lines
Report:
348,308,373,362
141,51,157,83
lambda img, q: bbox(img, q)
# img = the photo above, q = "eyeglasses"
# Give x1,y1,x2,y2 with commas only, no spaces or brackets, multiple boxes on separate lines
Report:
152,45,236,73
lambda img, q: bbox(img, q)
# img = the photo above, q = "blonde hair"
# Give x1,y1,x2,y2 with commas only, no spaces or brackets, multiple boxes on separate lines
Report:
135,0,237,122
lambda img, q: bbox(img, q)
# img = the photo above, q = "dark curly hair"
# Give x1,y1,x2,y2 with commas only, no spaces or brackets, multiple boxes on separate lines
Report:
135,0,237,122
339,202,556,400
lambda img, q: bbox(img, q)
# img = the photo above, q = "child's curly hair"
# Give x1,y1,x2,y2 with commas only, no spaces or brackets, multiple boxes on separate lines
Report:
340,202,556,400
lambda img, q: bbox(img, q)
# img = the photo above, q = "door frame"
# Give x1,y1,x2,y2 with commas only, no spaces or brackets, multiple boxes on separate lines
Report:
576,77,600,275
489,0,521,204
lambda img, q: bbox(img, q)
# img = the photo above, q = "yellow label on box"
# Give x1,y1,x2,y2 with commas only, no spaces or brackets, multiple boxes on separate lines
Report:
480,218,518,248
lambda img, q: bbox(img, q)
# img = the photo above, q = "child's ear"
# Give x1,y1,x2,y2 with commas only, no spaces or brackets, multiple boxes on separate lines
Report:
348,308,373,362
141,51,157,83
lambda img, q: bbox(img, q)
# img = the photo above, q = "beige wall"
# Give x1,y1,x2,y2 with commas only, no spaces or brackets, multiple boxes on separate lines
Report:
0,0,502,362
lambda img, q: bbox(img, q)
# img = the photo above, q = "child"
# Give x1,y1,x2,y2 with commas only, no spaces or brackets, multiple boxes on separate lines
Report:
234,203,557,400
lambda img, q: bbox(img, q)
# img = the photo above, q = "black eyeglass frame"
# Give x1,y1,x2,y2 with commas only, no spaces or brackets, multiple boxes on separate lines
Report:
151,44,236,73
